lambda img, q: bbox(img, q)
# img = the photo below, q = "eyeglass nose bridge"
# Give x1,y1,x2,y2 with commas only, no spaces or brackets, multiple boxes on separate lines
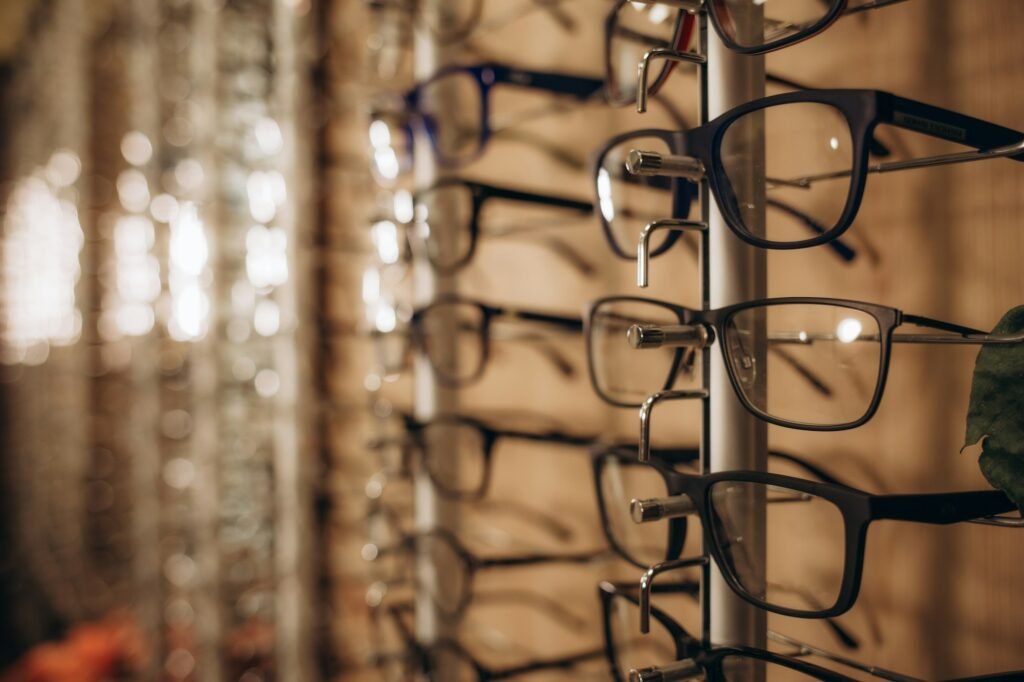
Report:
639,389,709,462
637,47,707,114
638,219,707,288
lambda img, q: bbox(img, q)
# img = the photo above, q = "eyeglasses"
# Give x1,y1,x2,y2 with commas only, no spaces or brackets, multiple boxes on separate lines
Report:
380,601,608,681
611,0,911,70
602,582,1024,682
617,89,1024,254
598,581,903,682
586,295,1024,430
621,461,1013,618
388,412,598,499
593,445,845,569
383,295,582,387
372,62,604,171
592,127,858,267
391,177,593,274
370,528,603,620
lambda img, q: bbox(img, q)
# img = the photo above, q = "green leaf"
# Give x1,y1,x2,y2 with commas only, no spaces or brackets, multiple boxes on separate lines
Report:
963,305,1024,513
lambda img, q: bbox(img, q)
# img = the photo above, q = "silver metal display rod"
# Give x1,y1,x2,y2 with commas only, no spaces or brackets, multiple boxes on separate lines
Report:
706,5,768,657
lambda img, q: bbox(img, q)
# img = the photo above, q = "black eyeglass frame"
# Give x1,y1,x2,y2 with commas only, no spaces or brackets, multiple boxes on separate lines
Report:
629,467,1013,618
592,445,847,570
411,177,593,274
379,528,601,620
624,89,1024,251
403,62,605,167
411,294,583,388
384,601,606,681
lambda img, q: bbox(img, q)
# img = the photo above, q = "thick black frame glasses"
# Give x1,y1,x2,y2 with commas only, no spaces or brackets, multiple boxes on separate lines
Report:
599,581,891,682
382,601,606,681
391,62,604,167
599,583,1024,682
406,294,583,387
591,126,858,266
593,445,844,569
616,89,1024,252
407,177,593,274
371,528,602,620
623,463,1013,618
394,413,600,500
585,294,1024,431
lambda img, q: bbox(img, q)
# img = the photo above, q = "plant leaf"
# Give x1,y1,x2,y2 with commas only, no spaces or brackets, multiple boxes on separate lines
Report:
963,305,1024,512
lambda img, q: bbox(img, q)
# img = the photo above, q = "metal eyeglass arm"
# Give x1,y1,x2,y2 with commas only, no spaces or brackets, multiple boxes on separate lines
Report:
638,219,708,288
637,48,707,114
767,631,922,682
779,137,1024,189
639,389,709,462
625,138,1024,189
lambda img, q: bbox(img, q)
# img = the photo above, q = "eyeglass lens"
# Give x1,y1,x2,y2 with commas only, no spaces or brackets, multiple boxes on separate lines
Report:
418,420,488,496
597,135,684,256
719,101,853,244
724,303,881,427
590,299,701,405
418,71,484,164
413,183,476,269
708,480,846,613
710,0,836,49
419,301,487,384
598,456,681,566
607,4,681,104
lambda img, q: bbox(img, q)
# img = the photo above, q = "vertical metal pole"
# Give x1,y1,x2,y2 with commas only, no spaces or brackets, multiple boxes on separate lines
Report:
706,3,767,657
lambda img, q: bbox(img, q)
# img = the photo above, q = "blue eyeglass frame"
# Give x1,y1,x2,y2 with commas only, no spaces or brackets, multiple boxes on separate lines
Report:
403,62,605,166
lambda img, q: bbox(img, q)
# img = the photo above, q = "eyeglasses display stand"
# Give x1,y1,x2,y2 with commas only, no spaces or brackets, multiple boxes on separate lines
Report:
705,5,769,660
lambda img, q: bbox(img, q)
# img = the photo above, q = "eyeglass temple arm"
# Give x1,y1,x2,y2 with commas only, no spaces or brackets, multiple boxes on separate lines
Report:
490,64,607,99
768,631,923,682
871,489,1020,526
637,48,707,114
639,389,710,462
895,313,1024,345
495,306,584,332
843,0,912,16
493,646,607,678
492,127,587,171
481,183,595,215
638,556,709,634
478,548,605,569
886,92,1024,158
473,588,589,630
774,107,1024,187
